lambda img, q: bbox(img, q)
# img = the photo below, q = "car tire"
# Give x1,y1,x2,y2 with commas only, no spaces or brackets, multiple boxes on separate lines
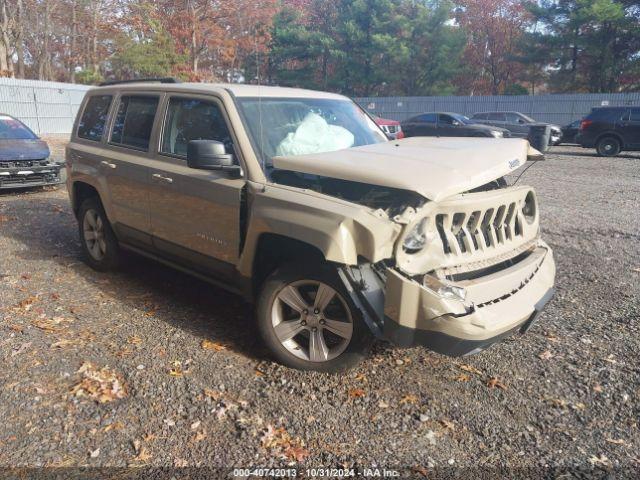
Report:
78,197,121,272
256,263,374,372
596,136,621,157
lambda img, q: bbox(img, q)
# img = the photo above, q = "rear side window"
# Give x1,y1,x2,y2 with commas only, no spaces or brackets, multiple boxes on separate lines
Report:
488,112,505,121
473,113,487,119
77,95,112,141
110,96,159,150
629,108,640,122
161,97,233,157
417,113,437,123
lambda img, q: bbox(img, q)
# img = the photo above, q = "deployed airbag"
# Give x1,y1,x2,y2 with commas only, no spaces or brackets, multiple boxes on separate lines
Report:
276,113,354,157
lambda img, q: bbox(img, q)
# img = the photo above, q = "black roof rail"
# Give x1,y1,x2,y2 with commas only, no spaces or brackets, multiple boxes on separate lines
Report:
98,77,182,87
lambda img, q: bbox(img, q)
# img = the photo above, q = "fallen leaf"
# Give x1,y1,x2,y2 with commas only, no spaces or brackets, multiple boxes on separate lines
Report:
544,398,568,408
593,384,603,393
89,448,100,458
348,388,366,399
104,422,124,432
32,317,72,333
412,466,429,477
260,425,308,462
204,388,223,400
459,364,483,375
201,339,228,351
13,296,38,313
71,362,127,403
133,446,152,463
190,421,201,430
400,394,418,405
455,373,470,382
192,430,207,442
440,419,455,430
588,454,611,467
354,373,367,382
606,438,628,446
538,350,554,360
486,377,507,390
51,339,78,349
127,336,142,345
11,342,31,357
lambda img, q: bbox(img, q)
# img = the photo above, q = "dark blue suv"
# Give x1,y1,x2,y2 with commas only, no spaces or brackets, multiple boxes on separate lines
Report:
577,107,640,156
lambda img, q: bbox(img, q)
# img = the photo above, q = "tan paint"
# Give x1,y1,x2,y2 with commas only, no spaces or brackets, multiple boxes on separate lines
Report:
384,242,555,341
67,82,556,355
273,136,542,202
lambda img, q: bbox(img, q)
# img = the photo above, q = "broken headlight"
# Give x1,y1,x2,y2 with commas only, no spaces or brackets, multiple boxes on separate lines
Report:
402,217,428,253
522,190,537,224
424,275,467,302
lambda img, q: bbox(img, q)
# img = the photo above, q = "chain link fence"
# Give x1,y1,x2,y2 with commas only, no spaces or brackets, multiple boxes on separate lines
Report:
0,78,91,136
1,78,638,134
355,92,640,125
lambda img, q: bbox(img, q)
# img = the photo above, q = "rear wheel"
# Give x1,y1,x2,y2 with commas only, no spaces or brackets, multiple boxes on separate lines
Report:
596,136,621,157
256,263,373,372
78,197,121,271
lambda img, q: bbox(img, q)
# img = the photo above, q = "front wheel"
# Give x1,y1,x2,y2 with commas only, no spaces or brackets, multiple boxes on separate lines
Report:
596,136,621,157
256,263,373,372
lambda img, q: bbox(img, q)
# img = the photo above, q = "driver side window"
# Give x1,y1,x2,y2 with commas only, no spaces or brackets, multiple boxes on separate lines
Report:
161,97,232,157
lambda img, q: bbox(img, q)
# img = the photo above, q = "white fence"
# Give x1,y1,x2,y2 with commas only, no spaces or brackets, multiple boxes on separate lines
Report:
0,78,91,136
1,77,639,135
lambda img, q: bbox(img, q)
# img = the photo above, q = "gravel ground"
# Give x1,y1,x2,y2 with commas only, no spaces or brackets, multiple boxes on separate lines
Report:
0,145,638,477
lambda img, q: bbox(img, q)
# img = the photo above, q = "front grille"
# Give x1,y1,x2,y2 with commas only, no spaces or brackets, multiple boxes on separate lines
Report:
435,199,525,257
387,125,398,134
0,159,48,169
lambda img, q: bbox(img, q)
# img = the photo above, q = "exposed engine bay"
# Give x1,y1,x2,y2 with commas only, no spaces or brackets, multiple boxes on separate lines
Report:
270,168,510,218
270,169,425,216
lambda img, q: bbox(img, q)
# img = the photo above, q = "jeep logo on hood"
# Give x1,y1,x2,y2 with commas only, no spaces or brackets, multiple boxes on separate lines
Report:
509,158,521,169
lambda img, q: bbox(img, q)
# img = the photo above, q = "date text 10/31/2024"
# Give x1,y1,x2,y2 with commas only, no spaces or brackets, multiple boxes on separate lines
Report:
232,468,401,477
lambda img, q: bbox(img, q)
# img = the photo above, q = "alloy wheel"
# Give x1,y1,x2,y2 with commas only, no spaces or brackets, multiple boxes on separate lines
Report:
271,280,354,363
83,209,107,261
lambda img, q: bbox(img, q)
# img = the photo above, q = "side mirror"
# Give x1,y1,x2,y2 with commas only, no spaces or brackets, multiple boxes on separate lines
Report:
452,120,461,126
187,140,238,173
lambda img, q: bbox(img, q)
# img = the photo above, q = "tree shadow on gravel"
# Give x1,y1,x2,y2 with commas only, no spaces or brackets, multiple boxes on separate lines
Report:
2,193,266,362
549,149,640,160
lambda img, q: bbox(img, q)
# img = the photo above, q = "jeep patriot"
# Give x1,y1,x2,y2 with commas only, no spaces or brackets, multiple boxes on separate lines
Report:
66,79,556,371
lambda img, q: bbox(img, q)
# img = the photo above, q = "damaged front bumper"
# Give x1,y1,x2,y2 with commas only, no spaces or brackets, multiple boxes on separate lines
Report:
341,240,555,357
0,163,63,189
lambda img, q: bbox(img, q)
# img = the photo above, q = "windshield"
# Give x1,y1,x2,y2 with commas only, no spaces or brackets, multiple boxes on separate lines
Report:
519,113,535,123
0,116,37,140
236,98,387,168
451,113,473,124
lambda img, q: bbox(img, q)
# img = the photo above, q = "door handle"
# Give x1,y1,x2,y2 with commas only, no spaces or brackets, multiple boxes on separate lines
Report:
100,161,116,169
152,173,173,184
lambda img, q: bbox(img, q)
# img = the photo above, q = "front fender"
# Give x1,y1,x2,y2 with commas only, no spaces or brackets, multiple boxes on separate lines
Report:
237,182,401,277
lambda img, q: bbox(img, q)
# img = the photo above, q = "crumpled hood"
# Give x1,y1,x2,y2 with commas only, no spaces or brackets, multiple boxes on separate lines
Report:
273,137,541,202
0,139,50,162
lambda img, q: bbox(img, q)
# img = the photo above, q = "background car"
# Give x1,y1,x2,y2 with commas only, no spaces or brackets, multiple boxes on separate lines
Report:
471,111,562,145
401,112,509,138
0,114,62,190
374,116,404,139
576,106,640,156
560,119,582,144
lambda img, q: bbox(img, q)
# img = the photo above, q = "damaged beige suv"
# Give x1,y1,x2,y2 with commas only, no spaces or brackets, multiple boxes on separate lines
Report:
66,79,555,371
